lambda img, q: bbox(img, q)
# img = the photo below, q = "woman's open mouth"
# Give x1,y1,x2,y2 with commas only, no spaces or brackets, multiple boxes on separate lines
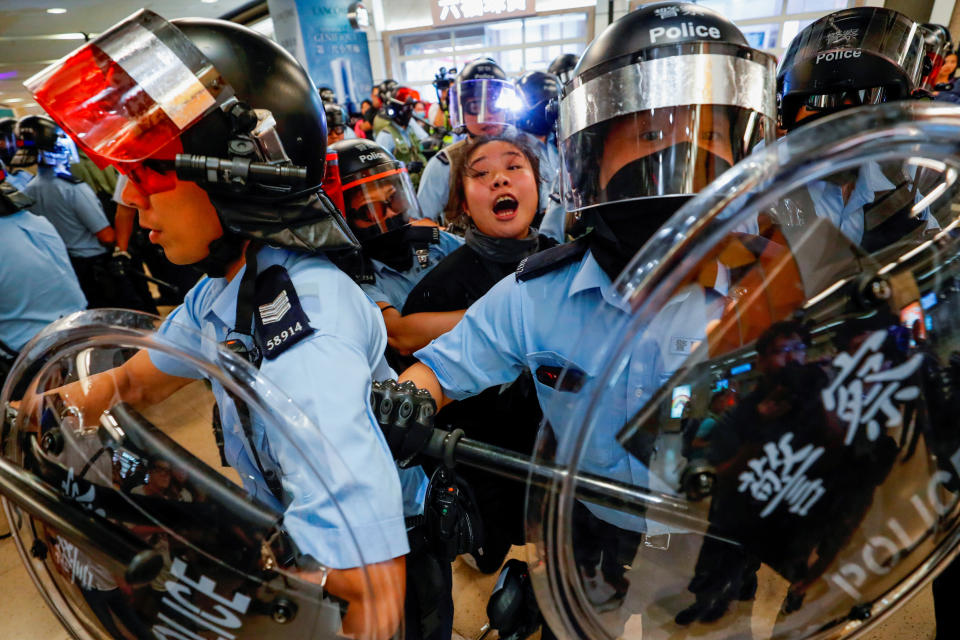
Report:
492,194,519,220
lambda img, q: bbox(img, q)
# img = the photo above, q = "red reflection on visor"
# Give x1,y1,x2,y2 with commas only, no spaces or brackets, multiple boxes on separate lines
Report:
31,44,184,168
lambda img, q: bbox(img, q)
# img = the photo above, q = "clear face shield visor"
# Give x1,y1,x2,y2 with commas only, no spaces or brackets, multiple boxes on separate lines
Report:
341,161,421,241
558,45,777,213
448,78,519,131
23,9,231,169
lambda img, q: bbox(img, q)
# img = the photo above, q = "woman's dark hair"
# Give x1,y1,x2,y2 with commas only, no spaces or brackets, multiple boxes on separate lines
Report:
446,133,541,229
361,99,373,111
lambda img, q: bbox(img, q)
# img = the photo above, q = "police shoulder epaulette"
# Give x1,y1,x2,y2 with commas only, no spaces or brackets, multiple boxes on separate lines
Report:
252,264,316,360
436,150,450,165
515,236,589,282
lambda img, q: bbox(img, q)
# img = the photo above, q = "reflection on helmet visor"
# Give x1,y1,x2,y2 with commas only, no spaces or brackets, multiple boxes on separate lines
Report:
24,9,230,167
450,79,517,129
343,167,419,235
564,105,766,210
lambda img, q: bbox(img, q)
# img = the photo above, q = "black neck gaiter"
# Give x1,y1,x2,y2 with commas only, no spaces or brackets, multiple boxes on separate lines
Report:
363,226,414,272
587,195,694,282
465,226,541,264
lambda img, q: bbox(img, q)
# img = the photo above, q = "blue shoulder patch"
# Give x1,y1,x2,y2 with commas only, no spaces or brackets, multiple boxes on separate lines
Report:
436,150,450,166
253,264,315,360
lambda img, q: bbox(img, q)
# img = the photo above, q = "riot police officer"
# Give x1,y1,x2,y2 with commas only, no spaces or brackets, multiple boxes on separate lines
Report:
375,87,430,190
514,70,562,226
0,117,33,191
0,171,86,382
24,11,408,638
416,58,519,223
331,138,463,357
325,101,349,146
376,1,777,627
778,7,939,251
547,52,579,86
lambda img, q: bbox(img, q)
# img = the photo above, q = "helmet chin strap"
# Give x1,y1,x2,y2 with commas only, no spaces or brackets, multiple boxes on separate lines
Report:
191,231,247,278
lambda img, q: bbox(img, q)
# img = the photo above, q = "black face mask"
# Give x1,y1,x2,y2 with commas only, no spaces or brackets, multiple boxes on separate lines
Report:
600,142,733,203
587,195,695,282
362,224,414,272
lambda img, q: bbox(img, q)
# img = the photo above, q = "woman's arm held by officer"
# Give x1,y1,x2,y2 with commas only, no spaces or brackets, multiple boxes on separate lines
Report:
378,302,465,355
398,361,454,410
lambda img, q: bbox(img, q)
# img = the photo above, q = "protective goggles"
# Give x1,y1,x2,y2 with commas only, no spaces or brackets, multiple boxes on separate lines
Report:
24,9,231,171
449,78,519,130
341,161,422,234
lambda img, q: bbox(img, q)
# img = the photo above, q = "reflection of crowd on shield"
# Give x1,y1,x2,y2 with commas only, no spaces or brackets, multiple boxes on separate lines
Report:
6,3,960,640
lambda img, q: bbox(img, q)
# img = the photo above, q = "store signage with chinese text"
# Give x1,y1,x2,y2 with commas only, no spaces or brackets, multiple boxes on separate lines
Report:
432,0,533,27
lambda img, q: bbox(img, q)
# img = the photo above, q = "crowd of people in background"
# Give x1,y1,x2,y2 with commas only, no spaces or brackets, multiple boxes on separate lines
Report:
5,4,960,640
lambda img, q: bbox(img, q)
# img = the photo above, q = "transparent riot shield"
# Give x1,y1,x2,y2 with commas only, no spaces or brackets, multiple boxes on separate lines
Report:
526,101,960,640
0,310,403,640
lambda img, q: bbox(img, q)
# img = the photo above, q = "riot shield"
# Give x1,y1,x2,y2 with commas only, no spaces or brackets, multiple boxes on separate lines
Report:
0,309,402,640
526,101,960,640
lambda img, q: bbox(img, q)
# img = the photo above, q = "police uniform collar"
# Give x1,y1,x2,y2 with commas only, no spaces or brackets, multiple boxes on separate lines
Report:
569,249,631,312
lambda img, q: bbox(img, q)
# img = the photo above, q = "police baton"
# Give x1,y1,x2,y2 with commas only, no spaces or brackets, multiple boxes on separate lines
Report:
415,427,721,536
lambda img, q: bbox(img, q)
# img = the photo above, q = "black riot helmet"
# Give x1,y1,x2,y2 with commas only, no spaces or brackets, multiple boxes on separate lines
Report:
548,52,579,86
378,78,399,102
318,85,337,104
330,138,423,245
384,86,419,128
26,9,354,272
449,57,519,135
324,102,346,131
11,115,68,168
0,117,18,165
433,66,457,106
559,2,775,218
514,71,560,137
778,8,928,132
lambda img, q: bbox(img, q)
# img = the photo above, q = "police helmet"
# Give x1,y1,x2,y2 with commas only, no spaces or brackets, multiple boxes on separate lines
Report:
378,79,399,102
0,117,17,166
778,8,928,132
11,115,67,168
558,2,775,216
547,52,579,86
318,85,337,104
449,58,519,134
324,102,347,132
330,138,423,244
514,71,560,137
25,10,353,261
385,87,419,127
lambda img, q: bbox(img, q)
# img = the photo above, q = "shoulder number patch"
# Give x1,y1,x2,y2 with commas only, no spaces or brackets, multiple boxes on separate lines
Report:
253,265,315,360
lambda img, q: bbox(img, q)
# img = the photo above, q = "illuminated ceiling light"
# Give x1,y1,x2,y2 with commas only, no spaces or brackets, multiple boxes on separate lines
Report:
5,98,23,103
201,0,219,3
47,8,67,13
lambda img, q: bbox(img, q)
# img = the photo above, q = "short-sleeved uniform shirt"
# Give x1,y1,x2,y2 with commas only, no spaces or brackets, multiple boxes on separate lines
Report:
0,210,87,351
4,168,33,192
22,166,110,258
360,231,464,308
149,246,410,568
414,248,725,532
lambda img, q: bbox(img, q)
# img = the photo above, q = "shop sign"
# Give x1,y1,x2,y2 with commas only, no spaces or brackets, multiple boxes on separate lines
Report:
432,0,533,26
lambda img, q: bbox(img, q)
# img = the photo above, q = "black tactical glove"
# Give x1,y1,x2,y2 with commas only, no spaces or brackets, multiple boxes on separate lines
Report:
109,249,133,278
406,160,424,174
370,379,437,468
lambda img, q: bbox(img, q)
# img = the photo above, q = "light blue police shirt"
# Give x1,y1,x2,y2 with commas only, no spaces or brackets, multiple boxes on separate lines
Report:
0,210,87,352
806,161,937,246
360,230,464,308
22,166,110,258
538,180,566,243
415,248,725,532
4,168,33,192
149,246,412,568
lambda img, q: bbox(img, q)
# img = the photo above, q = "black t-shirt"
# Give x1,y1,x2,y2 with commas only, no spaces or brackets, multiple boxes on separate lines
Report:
362,106,378,125
403,239,555,567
